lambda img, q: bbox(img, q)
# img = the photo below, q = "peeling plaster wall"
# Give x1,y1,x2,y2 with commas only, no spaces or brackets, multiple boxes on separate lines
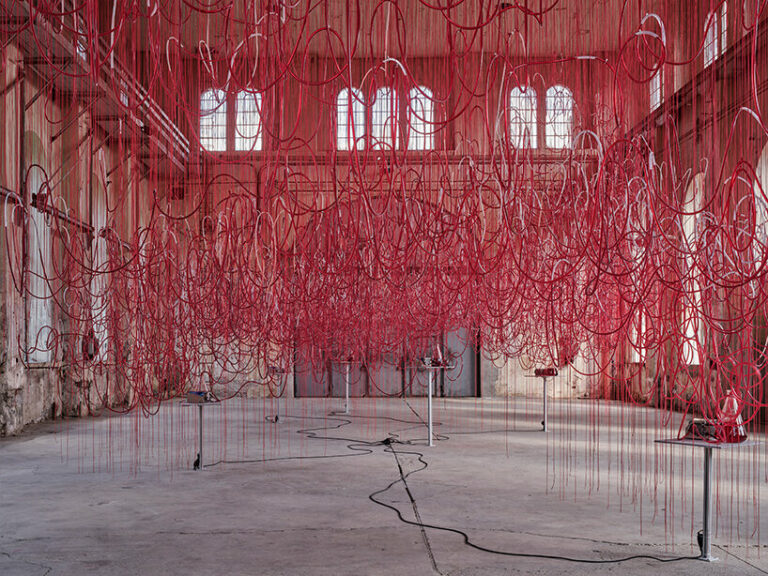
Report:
0,44,145,435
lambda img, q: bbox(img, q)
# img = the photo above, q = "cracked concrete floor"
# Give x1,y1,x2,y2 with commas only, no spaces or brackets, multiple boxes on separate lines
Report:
1,397,767,575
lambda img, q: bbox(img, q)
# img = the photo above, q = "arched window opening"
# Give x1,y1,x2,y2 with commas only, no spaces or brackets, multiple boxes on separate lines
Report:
545,85,573,149
704,2,728,67
200,89,227,152
509,87,537,149
337,88,366,151
408,86,434,150
650,70,663,112
235,91,263,151
371,87,399,150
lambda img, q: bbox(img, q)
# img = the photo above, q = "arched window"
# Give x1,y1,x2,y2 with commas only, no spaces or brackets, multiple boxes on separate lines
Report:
681,173,705,365
200,89,227,152
407,86,434,150
704,2,727,67
235,91,263,151
545,85,573,149
650,69,663,112
371,87,398,150
509,87,537,149
337,88,365,151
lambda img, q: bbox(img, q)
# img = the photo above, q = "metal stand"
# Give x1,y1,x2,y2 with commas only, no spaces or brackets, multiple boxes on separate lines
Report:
268,366,288,422
182,401,220,471
344,363,350,415
197,404,203,471
655,438,757,561
427,369,434,447
418,358,453,447
529,369,557,431
702,446,714,561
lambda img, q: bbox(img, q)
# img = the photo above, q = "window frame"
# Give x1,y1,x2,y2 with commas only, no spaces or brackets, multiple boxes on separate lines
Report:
509,86,538,149
199,88,228,153
336,87,366,151
545,85,573,150
407,86,435,151
335,85,437,152
703,2,728,68
199,88,266,153
235,91,263,152
649,69,663,112
371,87,399,151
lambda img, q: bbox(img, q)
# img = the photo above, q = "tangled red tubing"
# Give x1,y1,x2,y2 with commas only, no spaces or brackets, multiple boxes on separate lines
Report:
0,0,767,432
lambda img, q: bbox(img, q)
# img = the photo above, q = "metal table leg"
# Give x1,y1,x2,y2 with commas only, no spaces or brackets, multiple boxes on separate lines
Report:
344,364,350,415
198,404,203,471
701,446,716,561
428,370,434,447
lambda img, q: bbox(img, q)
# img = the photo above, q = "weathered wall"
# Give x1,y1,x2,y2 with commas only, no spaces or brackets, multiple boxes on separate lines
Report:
480,352,593,399
0,42,151,435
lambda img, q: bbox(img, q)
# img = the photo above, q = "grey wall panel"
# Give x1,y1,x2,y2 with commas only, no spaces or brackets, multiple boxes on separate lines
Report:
330,363,368,397
366,356,403,397
443,329,476,397
294,352,330,397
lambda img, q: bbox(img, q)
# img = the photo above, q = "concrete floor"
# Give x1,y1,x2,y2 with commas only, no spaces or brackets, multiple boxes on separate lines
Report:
1,396,767,575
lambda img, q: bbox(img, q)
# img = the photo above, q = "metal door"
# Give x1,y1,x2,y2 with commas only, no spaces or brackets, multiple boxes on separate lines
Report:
442,329,477,397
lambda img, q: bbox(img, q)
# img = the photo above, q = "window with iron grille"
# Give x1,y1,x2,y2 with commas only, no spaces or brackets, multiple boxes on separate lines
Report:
336,88,366,151
235,91,263,151
704,2,727,67
200,89,227,152
509,87,537,149
408,86,434,150
545,85,573,149
371,88,399,150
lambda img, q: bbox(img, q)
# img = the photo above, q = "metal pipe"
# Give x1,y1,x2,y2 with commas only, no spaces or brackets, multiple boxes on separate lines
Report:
428,370,433,447
198,404,203,471
344,363,350,414
542,377,548,431
702,447,713,560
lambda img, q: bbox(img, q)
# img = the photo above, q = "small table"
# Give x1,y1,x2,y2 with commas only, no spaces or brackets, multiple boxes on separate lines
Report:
528,368,558,431
182,401,220,471
655,438,758,561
